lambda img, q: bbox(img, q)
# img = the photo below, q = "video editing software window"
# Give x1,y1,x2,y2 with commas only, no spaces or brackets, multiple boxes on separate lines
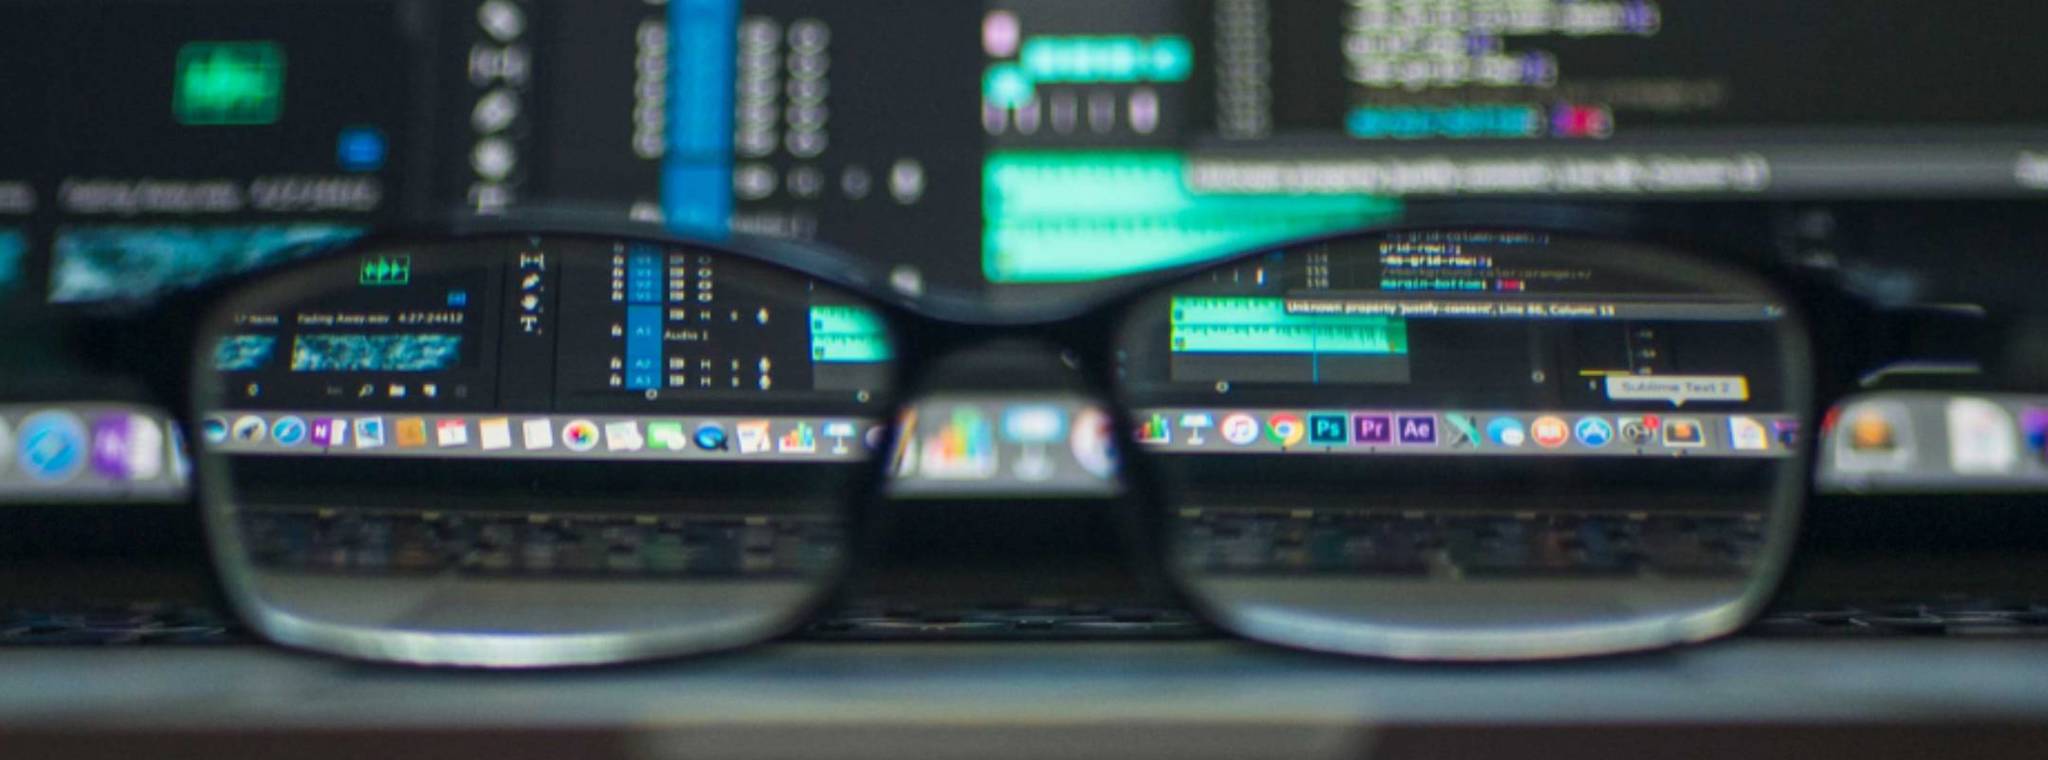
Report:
4,0,2046,311
204,236,890,467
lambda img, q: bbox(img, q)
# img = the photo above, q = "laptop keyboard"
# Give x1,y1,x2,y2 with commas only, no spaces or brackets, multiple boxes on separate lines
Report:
1749,597,2048,637
14,594,2048,646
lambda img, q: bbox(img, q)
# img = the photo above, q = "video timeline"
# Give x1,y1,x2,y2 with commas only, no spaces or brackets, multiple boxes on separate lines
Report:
289,333,463,373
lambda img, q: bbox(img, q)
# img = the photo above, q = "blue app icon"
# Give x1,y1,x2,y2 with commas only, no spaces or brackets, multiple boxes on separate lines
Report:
693,423,730,451
200,417,229,445
1000,405,1067,444
1307,413,1349,445
1486,417,1526,447
1574,416,1615,448
337,125,387,172
271,415,308,446
18,411,88,482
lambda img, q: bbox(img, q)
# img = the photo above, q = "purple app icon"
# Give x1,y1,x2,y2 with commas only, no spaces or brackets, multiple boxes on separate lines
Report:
1772,419,1802,448
1352,413,1393,445
310,417,341,448
1396,414,1438,446
2023,408,2048,461
90,414,134,480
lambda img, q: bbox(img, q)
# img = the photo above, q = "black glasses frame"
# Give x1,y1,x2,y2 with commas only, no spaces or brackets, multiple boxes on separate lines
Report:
72,203,1859,665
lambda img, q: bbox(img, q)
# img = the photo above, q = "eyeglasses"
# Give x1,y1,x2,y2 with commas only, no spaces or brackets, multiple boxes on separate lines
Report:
101,212,1816,667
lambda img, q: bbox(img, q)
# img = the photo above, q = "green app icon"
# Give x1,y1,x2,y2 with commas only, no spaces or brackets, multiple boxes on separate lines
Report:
175,41,285,126
1445,413,1483,449
647,421,687,451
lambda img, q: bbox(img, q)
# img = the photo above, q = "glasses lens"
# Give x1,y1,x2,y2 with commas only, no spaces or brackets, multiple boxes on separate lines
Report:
191,235,894,666
1113,230,1811,660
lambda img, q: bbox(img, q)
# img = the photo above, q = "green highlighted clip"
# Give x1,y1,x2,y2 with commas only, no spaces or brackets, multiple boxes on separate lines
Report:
983,151,1402,283
810,305,893,363
1169,297,1408,355
174,41,285,126
358,255,410,286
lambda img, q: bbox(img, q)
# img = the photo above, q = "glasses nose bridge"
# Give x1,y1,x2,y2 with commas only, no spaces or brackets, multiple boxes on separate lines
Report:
891,329,1108,400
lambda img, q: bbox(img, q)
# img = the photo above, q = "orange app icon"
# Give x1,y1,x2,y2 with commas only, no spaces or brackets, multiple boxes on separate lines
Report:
394,417,428,448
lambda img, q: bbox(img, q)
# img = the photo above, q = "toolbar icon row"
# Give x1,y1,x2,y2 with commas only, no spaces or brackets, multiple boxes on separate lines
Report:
1139,410,1789,453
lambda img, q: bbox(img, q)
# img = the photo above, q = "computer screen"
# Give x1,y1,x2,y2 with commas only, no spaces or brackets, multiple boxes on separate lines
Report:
206,235,890,419
5,0,2047,308
196,235,892,534
1115,230,1798,458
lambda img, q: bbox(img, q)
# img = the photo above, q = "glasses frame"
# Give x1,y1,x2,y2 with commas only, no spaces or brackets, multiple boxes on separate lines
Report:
79,205,1835,667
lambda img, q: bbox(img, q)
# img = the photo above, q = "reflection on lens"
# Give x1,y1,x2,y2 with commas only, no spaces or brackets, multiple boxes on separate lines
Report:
193,235,891,666
1116,230,1809,659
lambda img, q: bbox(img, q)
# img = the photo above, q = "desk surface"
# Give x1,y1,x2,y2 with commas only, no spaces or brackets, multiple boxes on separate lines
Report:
5,639,2048,759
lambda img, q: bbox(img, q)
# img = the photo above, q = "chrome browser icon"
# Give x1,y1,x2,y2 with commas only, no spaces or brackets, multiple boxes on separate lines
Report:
1265,413,1306,448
